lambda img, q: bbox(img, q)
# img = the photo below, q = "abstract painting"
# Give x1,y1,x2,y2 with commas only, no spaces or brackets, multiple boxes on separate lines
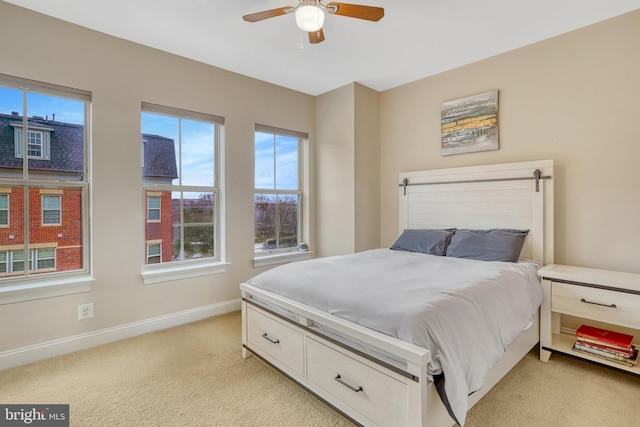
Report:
441,90,499,156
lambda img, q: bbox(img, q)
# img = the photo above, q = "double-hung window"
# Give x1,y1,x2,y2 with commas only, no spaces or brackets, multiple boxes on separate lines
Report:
28,131,43,157
0,73,92,304
147,195,161,222
254,124,309,263
0,193,8,226
42,194,62,225
141,103,224,284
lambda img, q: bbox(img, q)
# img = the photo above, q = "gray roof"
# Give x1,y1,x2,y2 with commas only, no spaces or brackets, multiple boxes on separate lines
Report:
0,113,83,173
0,113,177,179
142,134,178,179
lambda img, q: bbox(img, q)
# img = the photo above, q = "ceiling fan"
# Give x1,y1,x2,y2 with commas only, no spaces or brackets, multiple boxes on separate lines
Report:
243,0,384,44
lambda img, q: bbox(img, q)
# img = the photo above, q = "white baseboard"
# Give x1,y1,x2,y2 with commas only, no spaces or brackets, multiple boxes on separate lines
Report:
0,299,241,371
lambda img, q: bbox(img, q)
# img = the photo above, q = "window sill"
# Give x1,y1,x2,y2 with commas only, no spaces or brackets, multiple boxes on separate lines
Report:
141,260,230,285
0,273,94,305
253,251,314,268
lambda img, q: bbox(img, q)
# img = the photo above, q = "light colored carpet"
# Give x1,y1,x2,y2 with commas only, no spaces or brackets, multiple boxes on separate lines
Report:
1,311,639,426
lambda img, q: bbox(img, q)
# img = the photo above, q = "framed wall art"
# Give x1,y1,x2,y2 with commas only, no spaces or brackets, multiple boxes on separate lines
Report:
441,90,499,156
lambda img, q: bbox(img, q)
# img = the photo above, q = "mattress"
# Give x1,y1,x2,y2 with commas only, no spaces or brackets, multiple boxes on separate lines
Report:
246,248,542,425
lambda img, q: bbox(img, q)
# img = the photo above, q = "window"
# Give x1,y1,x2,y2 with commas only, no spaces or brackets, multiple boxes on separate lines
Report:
254,124,306,256
1,251,23,274
0,194,8,226
42,194,61,225
0,248,56,274
28,130,43,157
147,195,161,222
35,248,56,270
0,73,91,303
12,125,52,160
141,102,224,282
147,243,161,264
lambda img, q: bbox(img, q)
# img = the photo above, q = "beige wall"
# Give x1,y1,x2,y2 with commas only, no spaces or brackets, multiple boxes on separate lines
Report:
354,83,380,252
315,83,380,256
316,84,355,256
0,3,315,352
380,10,640,274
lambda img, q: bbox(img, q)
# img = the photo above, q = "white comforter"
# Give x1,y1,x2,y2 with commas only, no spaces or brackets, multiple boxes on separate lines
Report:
246,249,542,425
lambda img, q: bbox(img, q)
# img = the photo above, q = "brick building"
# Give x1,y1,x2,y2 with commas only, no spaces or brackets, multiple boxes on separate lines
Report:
0,113,177,277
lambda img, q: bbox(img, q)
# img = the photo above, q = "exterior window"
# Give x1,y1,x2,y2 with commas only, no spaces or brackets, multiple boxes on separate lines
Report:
0,73,90,299
9,251,24,273
147,243,161,264
34,248,56,270
0,249,56,273
13,126,52,160
28,131,43,157
141,102,223,266
42,195,61,225
0,194,8,226
147,195,161,222
254,124,305,255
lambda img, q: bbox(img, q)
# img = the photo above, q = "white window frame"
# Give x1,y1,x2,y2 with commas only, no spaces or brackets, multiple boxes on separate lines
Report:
147,195,161,222
0,248,56,274
42,194,62,226
28,130,43,157
0,251,6,273
2,250,24,274
0,73,93,305
34,247,56,270
140,102,227,285
12,125,52,160
146,242,162,264
0,193,8,226
253,124,313,267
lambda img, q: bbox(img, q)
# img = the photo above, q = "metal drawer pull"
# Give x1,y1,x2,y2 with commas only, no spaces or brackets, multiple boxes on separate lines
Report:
261,333,280,344
580,298,616,308
334,375,363,392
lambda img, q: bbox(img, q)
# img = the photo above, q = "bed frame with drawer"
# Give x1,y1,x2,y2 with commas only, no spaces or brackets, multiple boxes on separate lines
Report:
240,160,554,427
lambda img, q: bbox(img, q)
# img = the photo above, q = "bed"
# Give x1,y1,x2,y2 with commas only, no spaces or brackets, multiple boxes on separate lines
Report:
240,160,554,427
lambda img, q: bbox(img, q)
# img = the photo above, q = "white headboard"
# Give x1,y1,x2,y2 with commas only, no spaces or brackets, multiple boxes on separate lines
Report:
399,160,554,265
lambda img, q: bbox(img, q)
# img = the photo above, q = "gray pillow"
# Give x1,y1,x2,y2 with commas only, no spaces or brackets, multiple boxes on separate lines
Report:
445,229,529,262
390,229,456,256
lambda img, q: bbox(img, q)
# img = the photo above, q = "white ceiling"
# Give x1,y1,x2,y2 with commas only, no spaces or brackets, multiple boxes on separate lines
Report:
5,0,640,95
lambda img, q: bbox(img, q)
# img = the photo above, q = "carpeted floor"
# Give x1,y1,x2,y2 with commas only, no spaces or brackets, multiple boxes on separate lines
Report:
1,311,639,426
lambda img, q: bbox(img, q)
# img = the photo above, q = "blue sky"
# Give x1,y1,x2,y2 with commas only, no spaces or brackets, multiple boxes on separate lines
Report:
255,132,298,191
142,112,215,187
2,86,299,189
0,87,84,124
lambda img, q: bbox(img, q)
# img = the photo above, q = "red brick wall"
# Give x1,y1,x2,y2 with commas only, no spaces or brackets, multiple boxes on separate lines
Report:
0,187,83,273
144,191,174,263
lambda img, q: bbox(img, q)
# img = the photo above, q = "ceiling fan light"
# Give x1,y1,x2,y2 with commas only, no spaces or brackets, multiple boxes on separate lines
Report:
295,5,325,32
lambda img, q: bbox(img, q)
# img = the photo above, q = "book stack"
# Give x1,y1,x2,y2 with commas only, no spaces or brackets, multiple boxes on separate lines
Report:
572,325,639,367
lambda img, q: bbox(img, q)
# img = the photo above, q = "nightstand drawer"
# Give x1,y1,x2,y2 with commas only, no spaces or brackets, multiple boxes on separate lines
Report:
552,282,640,329
247,307,304,376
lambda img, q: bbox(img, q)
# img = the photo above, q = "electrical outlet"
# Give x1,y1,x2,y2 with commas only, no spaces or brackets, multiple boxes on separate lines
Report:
78,303,94,320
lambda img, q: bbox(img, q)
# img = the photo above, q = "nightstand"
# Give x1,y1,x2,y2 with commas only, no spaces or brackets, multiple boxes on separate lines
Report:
538,264,640,374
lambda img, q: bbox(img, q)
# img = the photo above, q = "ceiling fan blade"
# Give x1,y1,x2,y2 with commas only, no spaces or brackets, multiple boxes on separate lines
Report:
325,2,384,21
308,28,325,44
243,7,294,23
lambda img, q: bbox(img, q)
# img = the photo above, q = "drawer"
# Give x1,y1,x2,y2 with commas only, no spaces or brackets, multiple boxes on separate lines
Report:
306,337,407,427
247,307,304,376
552,282,640,329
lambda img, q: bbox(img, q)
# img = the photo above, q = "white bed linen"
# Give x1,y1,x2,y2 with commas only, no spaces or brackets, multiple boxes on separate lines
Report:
247,249,542,425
